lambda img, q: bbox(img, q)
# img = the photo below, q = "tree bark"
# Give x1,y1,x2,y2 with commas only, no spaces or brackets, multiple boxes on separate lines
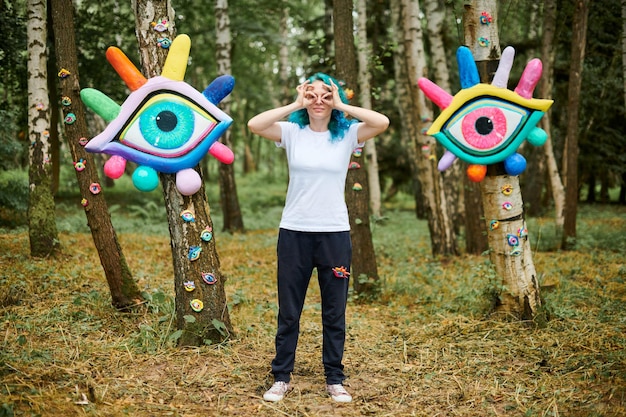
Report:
27,0,60,258
562,0,590,250
465,0,543,320
461,0,492,255
481,173,543,321
400,0,458,256
50,0,143,310
334,0,380,296
424,0,465,237
216,0,244,233
356,0,382,219
540,0,565,236
623,0,626,113
132,0,233,344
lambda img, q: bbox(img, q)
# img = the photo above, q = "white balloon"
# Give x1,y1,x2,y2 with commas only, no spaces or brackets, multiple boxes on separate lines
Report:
176,168,201,196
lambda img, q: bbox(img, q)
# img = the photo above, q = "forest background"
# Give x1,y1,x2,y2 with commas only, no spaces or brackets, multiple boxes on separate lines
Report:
1,0,625,416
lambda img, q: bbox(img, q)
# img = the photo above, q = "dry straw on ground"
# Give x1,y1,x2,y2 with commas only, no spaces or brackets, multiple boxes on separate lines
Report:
1,219,625,416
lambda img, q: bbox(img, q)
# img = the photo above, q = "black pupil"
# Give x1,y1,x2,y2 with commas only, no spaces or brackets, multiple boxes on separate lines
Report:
156,111,177,132
475,116,494,135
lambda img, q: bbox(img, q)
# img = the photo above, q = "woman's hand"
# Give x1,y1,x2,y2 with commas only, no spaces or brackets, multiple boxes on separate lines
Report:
295,80,311,108
299,80,334,108
328,80,345,110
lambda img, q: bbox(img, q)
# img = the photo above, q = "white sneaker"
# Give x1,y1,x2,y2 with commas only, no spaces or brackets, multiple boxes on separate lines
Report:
263,381,291,402
326,384,352,403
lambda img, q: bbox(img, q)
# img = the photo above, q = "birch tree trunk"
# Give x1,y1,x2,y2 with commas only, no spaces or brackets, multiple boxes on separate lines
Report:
423,0,464,237
400,0,458,256
279,7,291,105
132,0,233,344
539,0,566,235
356,0,382,218
466,0,543,320
50,0,143,310
519,1,546,217
562,0,590,250
27,0,60,258
460,1,491,255
334,0,380,296
481,175,542,320
391,0,419,218
216,0,244,233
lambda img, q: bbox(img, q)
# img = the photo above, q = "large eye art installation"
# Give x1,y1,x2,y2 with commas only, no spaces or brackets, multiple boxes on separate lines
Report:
418,46,553,182
81,34,234,196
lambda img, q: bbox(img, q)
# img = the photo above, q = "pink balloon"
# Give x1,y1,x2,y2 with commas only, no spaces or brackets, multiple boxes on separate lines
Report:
209,141,235,164
104,155,126,179
176,168,202,196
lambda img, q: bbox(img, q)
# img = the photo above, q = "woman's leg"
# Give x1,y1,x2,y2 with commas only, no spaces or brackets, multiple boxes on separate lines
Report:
315,231,352,385
271,229,314,382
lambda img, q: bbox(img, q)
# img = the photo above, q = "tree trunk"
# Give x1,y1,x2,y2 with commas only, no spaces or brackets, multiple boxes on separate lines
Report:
46,51,60,195
391,0,422,223
460,0,491,255
279,7,291,105
465,0,543,320
132,0,233,344
216,0,244,233
481,172,543,321
391,0,419,219
401,0,458,256
27,0,60,258
424,0,464,235
519,0,546,217
50,0,143,310
562,0,589,250
623,0,626,113
334,0,380,296
356,0,382,219
539,0,565,235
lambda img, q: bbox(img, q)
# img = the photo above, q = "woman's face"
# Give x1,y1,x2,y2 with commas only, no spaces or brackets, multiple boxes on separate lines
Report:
304,80,333,120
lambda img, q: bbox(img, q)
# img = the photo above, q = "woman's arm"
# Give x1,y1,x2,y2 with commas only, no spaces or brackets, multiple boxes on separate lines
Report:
247,82,309,142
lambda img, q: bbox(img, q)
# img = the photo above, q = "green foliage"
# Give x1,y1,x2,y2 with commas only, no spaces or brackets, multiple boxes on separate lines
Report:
0,170,28,212
0,0,28,170
0,110,27,171
131,289,180,352
527,205,626,252
73,1,137,102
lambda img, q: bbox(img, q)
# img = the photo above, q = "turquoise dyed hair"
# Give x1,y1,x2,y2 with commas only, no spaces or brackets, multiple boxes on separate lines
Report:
288,72,356,142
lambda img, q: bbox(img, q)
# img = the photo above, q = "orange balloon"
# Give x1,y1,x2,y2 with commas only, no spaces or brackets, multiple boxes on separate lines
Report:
467,164,487,182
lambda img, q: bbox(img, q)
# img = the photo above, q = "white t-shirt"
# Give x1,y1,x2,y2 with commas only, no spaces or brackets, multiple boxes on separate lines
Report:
277,121,360,232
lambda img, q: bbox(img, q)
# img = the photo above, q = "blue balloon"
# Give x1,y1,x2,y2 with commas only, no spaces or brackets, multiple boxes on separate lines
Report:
132,166,160,192
504,153,527,176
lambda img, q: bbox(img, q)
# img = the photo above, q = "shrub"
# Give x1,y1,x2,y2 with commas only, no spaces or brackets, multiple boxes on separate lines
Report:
0,169,28,211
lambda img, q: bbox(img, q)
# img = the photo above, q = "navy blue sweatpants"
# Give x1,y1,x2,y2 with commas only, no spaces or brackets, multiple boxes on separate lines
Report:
271,228,352,385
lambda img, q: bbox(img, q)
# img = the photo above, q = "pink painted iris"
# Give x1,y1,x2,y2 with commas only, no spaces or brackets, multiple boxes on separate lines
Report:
460,107,507,149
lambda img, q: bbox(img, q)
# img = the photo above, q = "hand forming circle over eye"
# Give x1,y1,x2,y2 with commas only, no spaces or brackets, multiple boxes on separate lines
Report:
295,80,311,108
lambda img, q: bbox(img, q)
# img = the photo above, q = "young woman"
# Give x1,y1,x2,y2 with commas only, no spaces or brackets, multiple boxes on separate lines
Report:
247,73,389,403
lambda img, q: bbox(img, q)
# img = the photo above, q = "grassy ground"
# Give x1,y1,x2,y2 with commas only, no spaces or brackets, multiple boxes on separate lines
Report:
1,175,625,416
